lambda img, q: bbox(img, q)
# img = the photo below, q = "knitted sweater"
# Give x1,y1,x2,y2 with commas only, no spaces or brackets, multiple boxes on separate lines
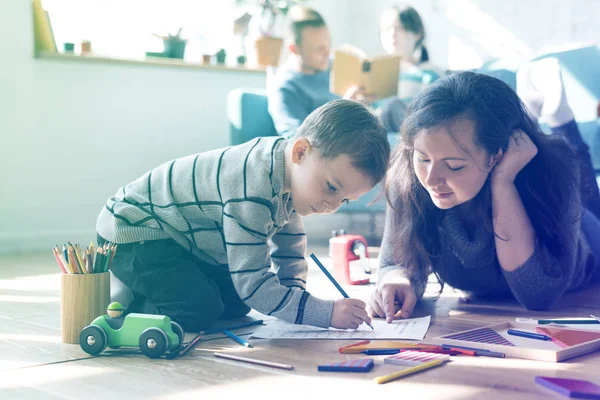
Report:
97,137,334,328
379,179,599,310
267,66,339,137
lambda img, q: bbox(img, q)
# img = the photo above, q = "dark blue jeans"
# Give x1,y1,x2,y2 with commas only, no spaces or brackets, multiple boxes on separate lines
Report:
98,235,250,332
551,120,600,220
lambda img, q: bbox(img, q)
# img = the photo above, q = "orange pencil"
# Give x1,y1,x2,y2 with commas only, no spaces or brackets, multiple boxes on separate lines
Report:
68,246,82,274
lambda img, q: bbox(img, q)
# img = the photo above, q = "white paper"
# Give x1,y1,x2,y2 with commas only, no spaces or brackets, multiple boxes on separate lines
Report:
250,316,431,340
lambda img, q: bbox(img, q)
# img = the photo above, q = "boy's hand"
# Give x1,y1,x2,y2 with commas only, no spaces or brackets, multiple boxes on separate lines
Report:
330,298,372,330
367,274,417,322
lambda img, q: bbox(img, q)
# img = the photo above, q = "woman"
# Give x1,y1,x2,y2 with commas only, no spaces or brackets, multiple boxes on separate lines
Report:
368,70,600,322
379,6,444,104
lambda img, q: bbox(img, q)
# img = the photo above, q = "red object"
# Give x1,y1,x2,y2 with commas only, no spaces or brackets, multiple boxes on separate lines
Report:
449,347,476,356
330,234,370,285
536,327,600,348
338,340,370,353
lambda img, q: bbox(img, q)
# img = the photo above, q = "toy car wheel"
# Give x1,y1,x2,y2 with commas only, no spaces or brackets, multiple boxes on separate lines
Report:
80,325,108,356
139,328,168,359
170,321,184,348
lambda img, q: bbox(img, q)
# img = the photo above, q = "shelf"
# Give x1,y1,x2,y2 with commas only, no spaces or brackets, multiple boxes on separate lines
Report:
35,52,267,74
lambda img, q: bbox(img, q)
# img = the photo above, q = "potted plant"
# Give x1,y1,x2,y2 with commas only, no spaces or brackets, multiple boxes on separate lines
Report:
235,0,306,67
154,28,187,59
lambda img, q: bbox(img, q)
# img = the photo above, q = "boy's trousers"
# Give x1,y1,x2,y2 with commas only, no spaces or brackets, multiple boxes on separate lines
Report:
98,236,250,332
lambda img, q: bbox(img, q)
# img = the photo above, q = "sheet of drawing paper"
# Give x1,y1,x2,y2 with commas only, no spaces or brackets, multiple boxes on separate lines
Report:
250,316,431,340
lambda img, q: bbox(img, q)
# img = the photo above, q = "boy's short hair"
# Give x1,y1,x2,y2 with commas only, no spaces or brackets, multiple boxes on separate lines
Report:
295,99,390,185
286,6,327,47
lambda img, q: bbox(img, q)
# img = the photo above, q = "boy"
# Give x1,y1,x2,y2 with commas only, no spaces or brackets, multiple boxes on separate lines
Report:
96,99,390,332
268,6,366,137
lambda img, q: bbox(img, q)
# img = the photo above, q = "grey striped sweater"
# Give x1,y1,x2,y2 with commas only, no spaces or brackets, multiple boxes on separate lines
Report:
96,137,334,328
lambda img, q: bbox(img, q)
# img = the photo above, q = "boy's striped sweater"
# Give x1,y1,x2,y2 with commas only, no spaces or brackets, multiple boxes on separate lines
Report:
97,137,333,328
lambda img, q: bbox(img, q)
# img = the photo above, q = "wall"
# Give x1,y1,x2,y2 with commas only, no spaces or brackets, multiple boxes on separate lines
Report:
0,0,266,253
2,0,599,253
344,0,600,70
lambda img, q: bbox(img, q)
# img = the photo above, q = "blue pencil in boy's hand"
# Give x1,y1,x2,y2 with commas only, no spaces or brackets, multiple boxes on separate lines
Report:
310,253,374,330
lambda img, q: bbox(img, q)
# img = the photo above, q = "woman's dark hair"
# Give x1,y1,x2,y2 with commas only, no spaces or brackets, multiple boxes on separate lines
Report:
396,6,429,63
386,71,578,283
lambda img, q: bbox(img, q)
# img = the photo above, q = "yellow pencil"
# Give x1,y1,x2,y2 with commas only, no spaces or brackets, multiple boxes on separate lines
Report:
74,244,86,273
373,359,445,384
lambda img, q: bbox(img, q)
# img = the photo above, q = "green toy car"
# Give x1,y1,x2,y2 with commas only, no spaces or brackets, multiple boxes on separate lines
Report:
80,307,184,359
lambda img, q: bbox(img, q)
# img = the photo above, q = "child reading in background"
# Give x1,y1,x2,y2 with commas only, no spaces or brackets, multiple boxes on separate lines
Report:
96,99,390,332
267,6,367,137
368,65,600,322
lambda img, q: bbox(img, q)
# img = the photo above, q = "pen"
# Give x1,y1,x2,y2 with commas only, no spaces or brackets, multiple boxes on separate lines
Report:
309,253,374,331
507,329,551,341
223,329,253,348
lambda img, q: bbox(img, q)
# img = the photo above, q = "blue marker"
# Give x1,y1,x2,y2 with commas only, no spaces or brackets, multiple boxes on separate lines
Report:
507,329,551,341
361,349,401,355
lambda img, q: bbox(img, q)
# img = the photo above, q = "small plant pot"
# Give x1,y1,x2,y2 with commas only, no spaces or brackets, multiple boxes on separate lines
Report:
163,39,186,59
251,35,283,67
215,49,226,65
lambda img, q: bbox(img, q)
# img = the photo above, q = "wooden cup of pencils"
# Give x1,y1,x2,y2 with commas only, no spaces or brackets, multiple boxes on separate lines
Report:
54,242,117,344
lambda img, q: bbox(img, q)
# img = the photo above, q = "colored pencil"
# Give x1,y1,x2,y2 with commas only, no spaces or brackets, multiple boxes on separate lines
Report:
214,352,294,370
223,329,253,348
52,247,68,274
374,359,444,384
441,344,505,358
309,253,374,330
166,333,204,360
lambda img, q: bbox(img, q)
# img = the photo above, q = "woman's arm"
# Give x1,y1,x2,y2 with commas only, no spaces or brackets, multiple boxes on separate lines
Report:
490,131,538,271
491,180,536,272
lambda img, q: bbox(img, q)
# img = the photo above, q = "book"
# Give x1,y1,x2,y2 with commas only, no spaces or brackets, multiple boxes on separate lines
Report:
32,0,57,54
330,44,401,100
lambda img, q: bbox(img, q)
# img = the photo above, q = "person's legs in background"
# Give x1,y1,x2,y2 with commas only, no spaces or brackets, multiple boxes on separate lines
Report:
517,58,600,219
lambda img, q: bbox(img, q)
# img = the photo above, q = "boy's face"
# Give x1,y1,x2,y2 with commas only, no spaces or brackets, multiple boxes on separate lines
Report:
294,26,331,73
288,138,374,216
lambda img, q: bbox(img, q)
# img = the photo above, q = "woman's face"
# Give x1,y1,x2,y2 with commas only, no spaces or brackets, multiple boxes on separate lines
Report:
379,10,420,57
412,118,497,209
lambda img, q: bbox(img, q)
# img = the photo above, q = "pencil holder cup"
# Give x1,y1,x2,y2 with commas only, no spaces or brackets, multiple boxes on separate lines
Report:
60,272,110,344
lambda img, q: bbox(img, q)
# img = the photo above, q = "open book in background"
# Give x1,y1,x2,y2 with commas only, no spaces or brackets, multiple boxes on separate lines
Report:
330,44,401,100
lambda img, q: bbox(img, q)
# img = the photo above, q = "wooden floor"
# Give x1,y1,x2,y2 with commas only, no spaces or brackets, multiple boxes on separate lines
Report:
1,247,599,400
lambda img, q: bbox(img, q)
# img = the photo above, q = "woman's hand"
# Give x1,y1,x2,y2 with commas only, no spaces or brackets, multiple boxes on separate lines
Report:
367,270,417,323
492,130,538,185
